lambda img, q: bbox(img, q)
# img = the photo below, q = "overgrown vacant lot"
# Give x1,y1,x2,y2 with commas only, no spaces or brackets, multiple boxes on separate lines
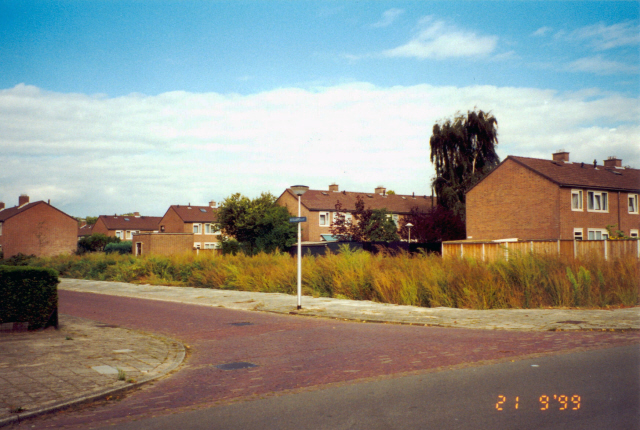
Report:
32,249,639,310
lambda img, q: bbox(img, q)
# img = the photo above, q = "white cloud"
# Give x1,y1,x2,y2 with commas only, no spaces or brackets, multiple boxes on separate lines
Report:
570,21,640,51
371,8,404,28
0,83,638,216
532,26,553,37
382,17,498,59
565,55,639,75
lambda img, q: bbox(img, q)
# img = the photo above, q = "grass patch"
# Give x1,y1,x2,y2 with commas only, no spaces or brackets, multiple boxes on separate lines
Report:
33,250,639,309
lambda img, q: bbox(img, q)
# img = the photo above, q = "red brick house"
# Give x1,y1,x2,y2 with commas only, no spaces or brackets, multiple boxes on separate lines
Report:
276,185,434,242
92,213,162,241
0,195,77,258
157,202,220,250
466,152,640,241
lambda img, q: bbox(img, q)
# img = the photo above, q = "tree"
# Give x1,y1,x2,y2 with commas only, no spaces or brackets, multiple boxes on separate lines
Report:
216,192,297,255
331,196,399,242
77,233,121,254
430,109,500,219
399,206,466,242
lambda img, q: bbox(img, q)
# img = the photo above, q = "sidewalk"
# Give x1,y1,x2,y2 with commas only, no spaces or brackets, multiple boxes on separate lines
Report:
60,278,639,331
1,278,637,426
0,314,184,427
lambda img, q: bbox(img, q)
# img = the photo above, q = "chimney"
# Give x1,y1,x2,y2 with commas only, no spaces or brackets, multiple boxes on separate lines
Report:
209,200,216,208
329,184,339,192
603,156,622,168
134,212,141,217
18,194,29,207
0,202,4,211
375,185,386,195
552,150,569,162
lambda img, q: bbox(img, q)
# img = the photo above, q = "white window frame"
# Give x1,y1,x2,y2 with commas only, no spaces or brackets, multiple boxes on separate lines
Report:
126,230,132,240
629,194,639,214
571,189,583,211
587,229,609,241
115,230,124,240
204,242,221,249
194,243,201,249
193,223,202,234
319,212,330,226
573,228,583,241
204,223,219,235
630,229,639,239
587,191,608,212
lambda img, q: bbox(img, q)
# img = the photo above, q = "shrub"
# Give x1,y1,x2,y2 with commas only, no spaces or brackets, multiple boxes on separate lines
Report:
77,233,121,254
0,253,37,266
0,266,59,329
105,241,132,255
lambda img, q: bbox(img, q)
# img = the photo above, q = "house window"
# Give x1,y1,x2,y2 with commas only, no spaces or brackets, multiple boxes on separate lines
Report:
126,230,132,239
0,222,2,236
194,243,201,249
571,190,583,211
160,225,165,232
204,242,221,249
116,230,124,239
204,223,219,234
587,229,609,240
587,191,608,212
630,229,639,239
319,212,330,226
574,228,583,241
629,194,639,214
332,212,352,225
193,223,201,234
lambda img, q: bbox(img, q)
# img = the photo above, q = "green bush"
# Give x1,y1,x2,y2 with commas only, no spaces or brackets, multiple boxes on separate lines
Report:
77,233,121,254
105,241,132,255
0,266,59,330
0,253,37,266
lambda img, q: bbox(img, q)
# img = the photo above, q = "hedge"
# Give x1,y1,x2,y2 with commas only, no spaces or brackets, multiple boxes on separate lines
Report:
0,266,59,330
105,241,133,255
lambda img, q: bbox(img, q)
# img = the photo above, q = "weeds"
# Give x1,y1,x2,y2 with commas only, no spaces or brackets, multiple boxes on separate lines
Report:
34,250,639,309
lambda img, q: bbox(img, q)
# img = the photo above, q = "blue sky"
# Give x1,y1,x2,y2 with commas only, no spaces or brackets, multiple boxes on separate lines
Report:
0,1,638,216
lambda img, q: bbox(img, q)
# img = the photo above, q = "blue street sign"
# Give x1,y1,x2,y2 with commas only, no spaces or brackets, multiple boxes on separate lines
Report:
289,217,307,223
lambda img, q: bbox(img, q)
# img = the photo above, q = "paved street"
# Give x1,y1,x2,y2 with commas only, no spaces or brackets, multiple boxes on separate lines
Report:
10,287,638,429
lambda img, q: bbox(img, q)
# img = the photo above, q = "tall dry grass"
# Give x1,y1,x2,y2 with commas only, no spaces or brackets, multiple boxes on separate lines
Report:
33,248,639,309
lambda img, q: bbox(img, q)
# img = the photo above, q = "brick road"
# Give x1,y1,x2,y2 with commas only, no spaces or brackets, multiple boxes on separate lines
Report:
17,290,639,429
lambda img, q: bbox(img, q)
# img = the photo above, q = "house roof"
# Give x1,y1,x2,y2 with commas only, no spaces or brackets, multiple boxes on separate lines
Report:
0,201,76,223
97,215,162,230
78,223,94,237
168,205,218,223
282,189,435,214
508,156,640,192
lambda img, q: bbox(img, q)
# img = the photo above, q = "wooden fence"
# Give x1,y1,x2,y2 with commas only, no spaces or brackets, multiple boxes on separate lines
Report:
442,239,639,262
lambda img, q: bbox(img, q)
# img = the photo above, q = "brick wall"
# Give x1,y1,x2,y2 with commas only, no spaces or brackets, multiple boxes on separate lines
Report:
91,218,114,237
133,233,194,256
559,188,640,239
0,203,77,258
466,159,561,240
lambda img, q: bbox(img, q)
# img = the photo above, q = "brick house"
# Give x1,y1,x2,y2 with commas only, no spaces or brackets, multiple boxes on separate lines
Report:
92,213,162,241
466,152,640,241
0,195,78,258
157,202,220,250
276,185,434,242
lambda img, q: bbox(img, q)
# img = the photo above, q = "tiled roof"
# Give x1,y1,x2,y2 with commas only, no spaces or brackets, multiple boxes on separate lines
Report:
169,205,218,223
0,202,42,222
98,215,162,230
78,223,94,236
284,189,435,214
509,156,640,192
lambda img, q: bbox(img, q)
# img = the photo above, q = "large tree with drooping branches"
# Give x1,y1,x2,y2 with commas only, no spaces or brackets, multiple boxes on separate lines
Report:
430,109,500,220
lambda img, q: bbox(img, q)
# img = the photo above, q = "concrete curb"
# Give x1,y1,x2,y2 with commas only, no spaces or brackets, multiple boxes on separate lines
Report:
0,334,185,428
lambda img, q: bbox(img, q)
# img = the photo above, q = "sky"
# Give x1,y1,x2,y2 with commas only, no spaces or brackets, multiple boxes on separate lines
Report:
1,1,638,217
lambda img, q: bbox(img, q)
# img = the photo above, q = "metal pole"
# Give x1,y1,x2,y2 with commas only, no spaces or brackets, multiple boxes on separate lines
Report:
297,194,302,309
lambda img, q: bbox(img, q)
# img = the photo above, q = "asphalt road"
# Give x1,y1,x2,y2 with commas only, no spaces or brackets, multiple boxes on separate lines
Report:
17,290,639,429
95,344,639,430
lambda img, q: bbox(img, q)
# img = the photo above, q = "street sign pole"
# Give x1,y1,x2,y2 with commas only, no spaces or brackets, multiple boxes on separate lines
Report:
289,185,309,310
297,194,302,309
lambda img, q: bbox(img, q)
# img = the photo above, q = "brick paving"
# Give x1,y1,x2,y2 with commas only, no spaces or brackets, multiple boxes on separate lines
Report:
8,289,638,430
